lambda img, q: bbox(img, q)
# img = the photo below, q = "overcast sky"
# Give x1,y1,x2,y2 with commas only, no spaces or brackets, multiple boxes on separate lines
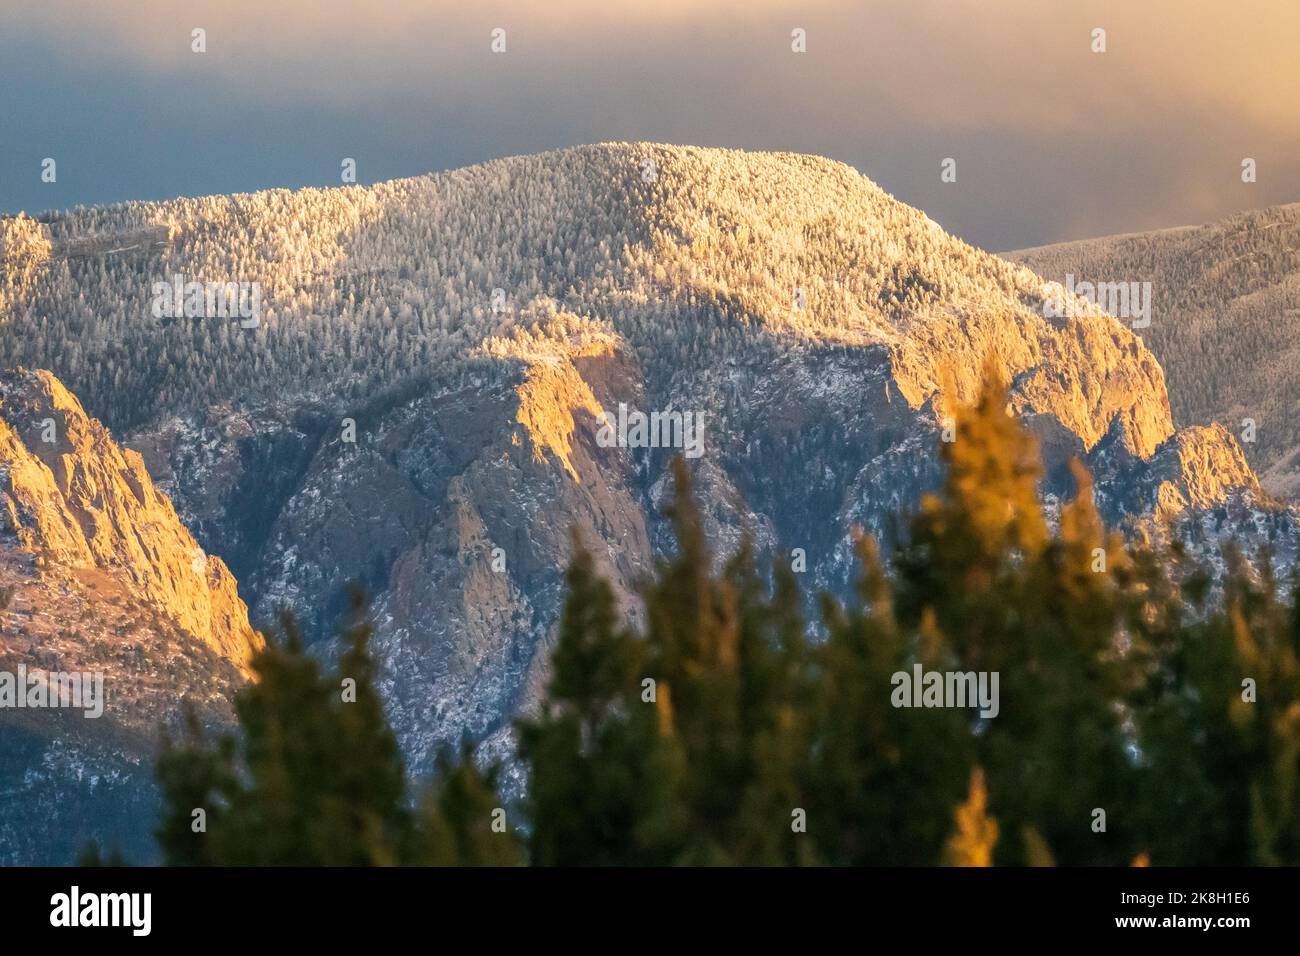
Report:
3,0,1297,250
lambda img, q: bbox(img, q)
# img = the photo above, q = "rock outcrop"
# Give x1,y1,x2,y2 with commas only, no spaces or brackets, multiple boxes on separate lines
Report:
0,369,261,672
0,368,262,864
1005,202,1300,496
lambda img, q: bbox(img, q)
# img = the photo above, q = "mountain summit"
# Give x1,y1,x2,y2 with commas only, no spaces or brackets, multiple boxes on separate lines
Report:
4,143,1180,455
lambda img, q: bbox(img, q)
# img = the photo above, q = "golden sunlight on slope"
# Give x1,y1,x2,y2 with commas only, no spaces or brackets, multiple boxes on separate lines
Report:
0,369,263,674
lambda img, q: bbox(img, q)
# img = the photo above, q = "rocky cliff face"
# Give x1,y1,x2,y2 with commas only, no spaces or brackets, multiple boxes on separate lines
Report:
0,369,261,670
1004,202,1300,497
0,368,262,865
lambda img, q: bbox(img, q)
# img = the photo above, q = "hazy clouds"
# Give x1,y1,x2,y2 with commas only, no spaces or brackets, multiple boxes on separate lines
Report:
3,0,1297,249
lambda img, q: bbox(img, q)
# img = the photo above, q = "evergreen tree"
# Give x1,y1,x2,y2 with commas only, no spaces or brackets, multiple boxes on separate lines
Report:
805,536,973,865
894,367,1140,864
519,462,812,865
157,589,511,865
1135,548,1300,864
944,768,998,867
516,540,677,865
416,744,524,866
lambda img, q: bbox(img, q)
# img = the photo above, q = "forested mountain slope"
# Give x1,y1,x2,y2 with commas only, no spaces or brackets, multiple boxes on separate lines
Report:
1005,202,1300,496
0,144,1276,813
3,143,1182,450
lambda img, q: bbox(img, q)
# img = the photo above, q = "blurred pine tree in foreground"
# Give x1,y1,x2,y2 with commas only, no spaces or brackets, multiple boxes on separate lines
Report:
156,593,523,866
155,370,1300,866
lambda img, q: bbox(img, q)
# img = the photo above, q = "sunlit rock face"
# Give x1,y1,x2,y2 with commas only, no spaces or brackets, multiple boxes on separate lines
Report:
1006,202,1300,498
0,368,262,865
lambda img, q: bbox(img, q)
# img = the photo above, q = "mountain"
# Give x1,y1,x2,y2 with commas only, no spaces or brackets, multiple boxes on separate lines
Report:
0,368,261,865
1005,202,1300,496
0,144,1278,830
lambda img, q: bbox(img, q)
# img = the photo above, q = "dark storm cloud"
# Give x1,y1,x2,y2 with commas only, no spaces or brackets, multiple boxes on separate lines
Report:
3,0,1297,250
